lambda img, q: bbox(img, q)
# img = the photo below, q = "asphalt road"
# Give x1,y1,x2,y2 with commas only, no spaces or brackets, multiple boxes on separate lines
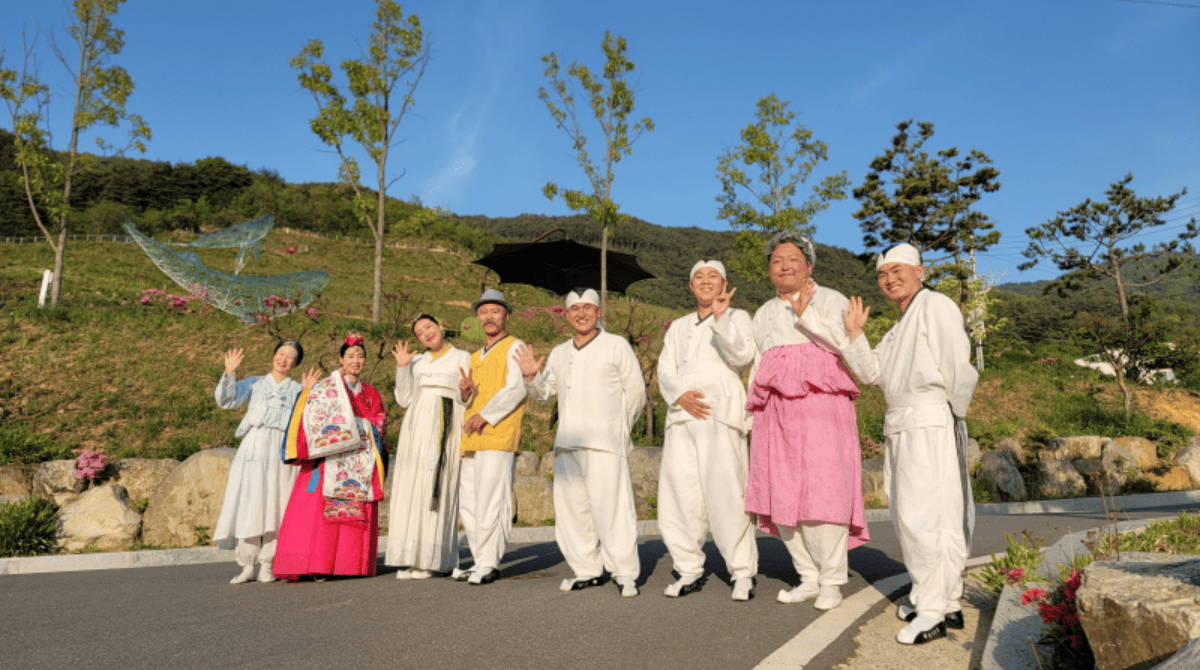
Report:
2,504,1196,670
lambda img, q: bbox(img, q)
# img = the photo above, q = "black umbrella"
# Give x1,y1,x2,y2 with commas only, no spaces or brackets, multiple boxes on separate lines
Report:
473,239,655,295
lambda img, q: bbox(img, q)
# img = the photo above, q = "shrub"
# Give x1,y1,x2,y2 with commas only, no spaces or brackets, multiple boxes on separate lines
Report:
977,530,1045,595
0,422,71,465
0,497,60,557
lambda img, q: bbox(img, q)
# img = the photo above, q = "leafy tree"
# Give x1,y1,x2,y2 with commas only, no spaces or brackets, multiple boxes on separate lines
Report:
852,120,1000,309
0,0,151,305
1020,173,1197,318
715,93,849,281
539,30,654,322
1019,174,1197,415
290,0,430,323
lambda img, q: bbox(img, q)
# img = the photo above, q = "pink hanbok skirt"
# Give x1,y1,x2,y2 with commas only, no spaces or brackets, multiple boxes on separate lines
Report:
744,343,870,549
273,459,380,580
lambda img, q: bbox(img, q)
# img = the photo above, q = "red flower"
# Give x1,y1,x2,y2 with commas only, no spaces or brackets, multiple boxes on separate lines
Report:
1021,588,1046,606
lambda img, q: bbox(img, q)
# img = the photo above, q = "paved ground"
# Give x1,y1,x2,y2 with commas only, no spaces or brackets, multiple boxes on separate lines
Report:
2,502,1197,669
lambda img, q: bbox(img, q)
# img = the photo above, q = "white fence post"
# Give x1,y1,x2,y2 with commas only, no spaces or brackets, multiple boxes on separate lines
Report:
38,269,53,307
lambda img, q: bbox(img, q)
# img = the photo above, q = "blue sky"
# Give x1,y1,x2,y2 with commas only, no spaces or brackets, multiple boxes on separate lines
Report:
3,0,1198,282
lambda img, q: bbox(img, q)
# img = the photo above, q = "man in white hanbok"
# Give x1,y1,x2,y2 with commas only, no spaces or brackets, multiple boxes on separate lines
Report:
843,243,979,645
517,289,647,598
658,260,759,601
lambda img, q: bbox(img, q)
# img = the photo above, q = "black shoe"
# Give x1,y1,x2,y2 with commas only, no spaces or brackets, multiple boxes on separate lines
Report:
911,622,947,645
944,611,964,629
570,574,610,591
678,579,703,597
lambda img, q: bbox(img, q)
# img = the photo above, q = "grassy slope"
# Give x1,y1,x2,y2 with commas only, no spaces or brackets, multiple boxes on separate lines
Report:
1,231,1197,470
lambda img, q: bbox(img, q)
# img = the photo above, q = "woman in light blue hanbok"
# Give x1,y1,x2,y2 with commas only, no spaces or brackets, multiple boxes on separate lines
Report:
212,341,315,584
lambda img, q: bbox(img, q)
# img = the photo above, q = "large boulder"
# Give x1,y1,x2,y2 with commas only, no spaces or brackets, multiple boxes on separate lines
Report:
110,458,179,503
1102,440,1141,475
1175,446,1200,488
861,458,887,506
1189,435,1200,449
56,483,142,552
0,464,33,495
1076,553,1200,670
513,474,553,525
1143,464,1193,492
537,452,555,478
31,459,87,506
627,446,662,506
995,437,1026,464
1043,436,1107,461
141,448,235,548
1073,458,1123,497
514,451,540,477
981,451,1026,502
1111,436,1158,469
1036,459,1087,499
966,438,982,472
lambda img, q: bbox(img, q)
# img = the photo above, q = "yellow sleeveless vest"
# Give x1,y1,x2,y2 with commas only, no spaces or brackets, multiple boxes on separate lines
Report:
461,336,526,452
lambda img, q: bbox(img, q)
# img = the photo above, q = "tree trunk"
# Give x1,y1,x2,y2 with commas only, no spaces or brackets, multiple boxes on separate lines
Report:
600,225,609,325
643,398,654,441
51,227,66,305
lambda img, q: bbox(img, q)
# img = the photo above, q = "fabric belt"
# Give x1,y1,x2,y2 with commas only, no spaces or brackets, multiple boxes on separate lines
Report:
887,390,948,409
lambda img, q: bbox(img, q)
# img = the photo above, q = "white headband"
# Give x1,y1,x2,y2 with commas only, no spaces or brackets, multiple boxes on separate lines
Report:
876,243,922,270
565,288,600,309
689,260,727,280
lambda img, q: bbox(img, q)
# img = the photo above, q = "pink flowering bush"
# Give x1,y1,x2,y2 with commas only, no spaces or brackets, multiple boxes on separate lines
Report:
139,287,211,315
71,448,108,483
516,305,570,337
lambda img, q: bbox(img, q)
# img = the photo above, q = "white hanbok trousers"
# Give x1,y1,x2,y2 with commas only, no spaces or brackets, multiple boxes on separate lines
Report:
887,422,969,618
553,447,640,581
458,450,514,572
659,420,758,581
779,522,849,587
212,425,299,567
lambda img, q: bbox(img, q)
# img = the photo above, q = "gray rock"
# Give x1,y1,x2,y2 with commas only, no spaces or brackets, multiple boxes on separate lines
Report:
0,464,33,495
141,448,236,548
513,474,553,525
627,446,662,504
1173,446,1200,488
1111,436,1158,469
1102,440,1141,476
1076,553,1200,670
514,451,540,477
31,460,87,506
1044,435,1107,461
1036,459,1087,499
995,437,1025,463
537,451,555,478
967,438,983,472
1152,637,1200,670
1188,435,1200,449
110,458,178,504
1072,458,1123,496
56,483,142,552
861,458,888,507
981,451,1027,502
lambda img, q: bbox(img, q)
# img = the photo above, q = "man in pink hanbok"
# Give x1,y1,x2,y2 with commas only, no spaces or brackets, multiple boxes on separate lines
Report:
745,232,869,611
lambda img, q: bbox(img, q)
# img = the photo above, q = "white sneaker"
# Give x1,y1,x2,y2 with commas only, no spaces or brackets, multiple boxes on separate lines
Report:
615,577,639,598
814,585,843,610
410,569,434,580
777,584,819,604
230,565,255,585
897,615,947,645
451,568,470,582
731,578,755,602
395,569,413,580
663,575,702,598
256,563,276,583
896,604,916,622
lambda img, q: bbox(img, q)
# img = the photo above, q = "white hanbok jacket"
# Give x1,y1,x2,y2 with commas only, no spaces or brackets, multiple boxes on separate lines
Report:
527,330,646,454
658,309,755,434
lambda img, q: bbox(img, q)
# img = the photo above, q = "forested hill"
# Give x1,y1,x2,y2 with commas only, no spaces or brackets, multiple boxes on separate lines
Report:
999,253,1200,302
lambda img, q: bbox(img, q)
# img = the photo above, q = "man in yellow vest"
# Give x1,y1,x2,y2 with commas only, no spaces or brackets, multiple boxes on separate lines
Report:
455,288,528,585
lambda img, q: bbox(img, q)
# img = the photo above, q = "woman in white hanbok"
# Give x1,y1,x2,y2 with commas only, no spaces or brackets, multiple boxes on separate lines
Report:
385,315,472,579
212,341,315,584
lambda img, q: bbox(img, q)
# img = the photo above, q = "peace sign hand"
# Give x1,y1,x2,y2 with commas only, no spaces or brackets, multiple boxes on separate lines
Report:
459,367,476,402
392,340,416,369
713,285,737,320
786,278,816,319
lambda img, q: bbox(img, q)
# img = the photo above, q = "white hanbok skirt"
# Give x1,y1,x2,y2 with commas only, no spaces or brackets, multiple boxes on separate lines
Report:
213,425,299,544
385,392,463,572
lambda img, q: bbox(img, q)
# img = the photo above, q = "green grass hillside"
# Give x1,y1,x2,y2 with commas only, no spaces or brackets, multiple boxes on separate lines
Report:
1,230,1197,483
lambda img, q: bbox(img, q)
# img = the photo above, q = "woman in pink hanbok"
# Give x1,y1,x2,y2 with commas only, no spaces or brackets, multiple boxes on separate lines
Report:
274,333,388,581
